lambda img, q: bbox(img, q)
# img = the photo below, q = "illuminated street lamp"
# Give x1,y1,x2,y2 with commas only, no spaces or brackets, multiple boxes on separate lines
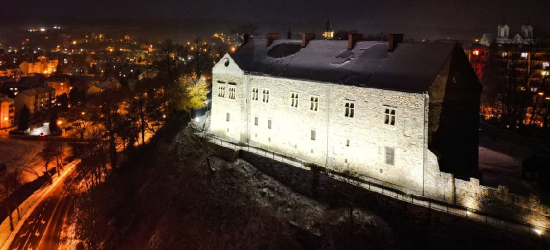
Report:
538,92,544,96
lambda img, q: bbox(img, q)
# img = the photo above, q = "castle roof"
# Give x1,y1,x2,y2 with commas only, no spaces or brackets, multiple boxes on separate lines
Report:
229,39,458,93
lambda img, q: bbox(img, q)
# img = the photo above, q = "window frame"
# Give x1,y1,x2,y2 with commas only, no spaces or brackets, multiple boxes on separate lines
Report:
262,89,270,103
228,86,236,99
385,147,395,166
218,84,226,98
251,87,259,101
344,101,355,118
290,92,299,108
311,130,316,141
310,96,319,111
384,107,396,126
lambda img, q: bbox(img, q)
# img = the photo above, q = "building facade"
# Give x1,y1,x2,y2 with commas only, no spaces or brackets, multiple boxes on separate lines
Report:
45,78,71,97
210,34,481,199
19,56,58,76
14,86,56,119
0,95,15,129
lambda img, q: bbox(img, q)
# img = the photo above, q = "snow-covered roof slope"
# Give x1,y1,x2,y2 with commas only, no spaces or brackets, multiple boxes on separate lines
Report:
229,39,457,93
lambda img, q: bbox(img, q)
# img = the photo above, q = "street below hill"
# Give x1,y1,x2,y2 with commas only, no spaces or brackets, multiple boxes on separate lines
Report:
7,164,76,250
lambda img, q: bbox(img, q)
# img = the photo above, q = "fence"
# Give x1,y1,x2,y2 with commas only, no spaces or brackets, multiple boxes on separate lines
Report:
203,133,550,242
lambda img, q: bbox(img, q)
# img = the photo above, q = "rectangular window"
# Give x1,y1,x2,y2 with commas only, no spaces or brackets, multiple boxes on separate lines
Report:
310,96,319,111
228,87,236,99
252,88,258,101
311,130,316,141
385,147,395,165
384,108,396,125
290,93,299,107
345,101,355,118
521,52,528,59
346,139,350,147
254,117,258,126
218,85,226,97
262,89,269,103
268,119,272,129
226,113,230,122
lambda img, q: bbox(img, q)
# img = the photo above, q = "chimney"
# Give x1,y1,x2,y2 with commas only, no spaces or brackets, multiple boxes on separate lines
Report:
302,33,315,47
243,34,251,45
348,33,363,50
267,33,279,46
388,34,404,52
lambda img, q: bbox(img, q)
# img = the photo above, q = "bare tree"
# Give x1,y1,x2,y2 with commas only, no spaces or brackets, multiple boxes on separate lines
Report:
231,23,259,43
0,170,24,231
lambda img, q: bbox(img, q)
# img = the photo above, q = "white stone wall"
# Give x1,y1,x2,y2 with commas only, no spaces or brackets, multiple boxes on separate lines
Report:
211,54,431,194
211,54,550,230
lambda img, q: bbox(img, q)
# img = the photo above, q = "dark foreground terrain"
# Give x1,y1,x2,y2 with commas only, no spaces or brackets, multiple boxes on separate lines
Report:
64,123,549,250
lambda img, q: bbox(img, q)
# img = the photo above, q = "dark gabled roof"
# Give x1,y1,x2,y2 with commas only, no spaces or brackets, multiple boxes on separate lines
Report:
229,39,457,93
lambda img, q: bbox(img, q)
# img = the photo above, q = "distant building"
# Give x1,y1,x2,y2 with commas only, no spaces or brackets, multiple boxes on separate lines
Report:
480,20,534,46
86,78,120,96
138,69,159,80
0,95,15,129
14,86,55,119
211,33,481,198
44,77,71,97
0,77,40,98
322,19,334,40
0,66,21,78
19,56,58,76
466,46,489,81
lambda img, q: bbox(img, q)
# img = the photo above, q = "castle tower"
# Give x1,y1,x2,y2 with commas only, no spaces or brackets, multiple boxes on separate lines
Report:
322,19,334,40
497,18,510,38
521,19,534,39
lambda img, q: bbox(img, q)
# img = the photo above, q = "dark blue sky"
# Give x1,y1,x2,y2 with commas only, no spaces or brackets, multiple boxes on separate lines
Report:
3,0,549,40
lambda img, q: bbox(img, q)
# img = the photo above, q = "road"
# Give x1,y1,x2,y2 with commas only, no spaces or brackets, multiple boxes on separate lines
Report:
8,167,76,250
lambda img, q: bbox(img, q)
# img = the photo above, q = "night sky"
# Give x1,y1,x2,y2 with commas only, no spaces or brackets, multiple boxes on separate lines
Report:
3,0,550,40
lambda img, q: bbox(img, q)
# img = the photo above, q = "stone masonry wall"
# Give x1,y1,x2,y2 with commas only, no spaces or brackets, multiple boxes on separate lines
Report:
455,178,550,229
211,54,550,231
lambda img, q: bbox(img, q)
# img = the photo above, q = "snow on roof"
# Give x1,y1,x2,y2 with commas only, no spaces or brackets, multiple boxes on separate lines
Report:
19,86,54,96
229,39,456,93
93,78,119,90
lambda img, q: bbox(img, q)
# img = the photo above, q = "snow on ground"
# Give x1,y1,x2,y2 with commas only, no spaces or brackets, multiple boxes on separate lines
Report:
478,134,541,195
0,138,45,183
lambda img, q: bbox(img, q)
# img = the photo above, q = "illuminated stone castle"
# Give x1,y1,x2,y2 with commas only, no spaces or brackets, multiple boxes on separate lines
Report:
210,33,482,200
